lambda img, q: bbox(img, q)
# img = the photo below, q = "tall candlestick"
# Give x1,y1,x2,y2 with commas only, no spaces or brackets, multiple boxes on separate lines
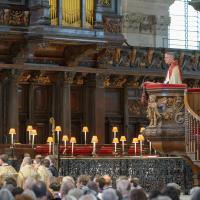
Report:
112,127,118,140
134,143,137,156
132,138,138,156
70,137,76,157
57,131,59,144
11,134,14,146
64,140,67,148
91,136,98,157
93,142,96,154
9,128,16,147
55,126,61,144
72,142,74,156
84,131,87,144
82,127,88,145
140,141,143,156
29,131,31,144
31,129,37,149
122,140,124,153
27,125,33,144
32,134,35,148
47,136,54,154
149,141,152,155
49,142,51,154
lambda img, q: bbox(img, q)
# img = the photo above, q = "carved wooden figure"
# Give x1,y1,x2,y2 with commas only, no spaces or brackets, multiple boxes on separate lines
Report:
147,95,161,127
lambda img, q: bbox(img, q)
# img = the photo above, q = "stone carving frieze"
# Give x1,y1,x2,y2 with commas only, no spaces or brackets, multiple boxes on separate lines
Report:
123,13,156,34
155,16,170,36
0,8,29,26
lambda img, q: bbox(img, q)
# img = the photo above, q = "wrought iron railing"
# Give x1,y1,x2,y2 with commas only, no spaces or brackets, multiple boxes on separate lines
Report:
184,89,200,161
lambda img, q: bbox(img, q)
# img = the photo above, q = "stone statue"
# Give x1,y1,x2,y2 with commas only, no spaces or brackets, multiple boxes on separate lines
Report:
147,95,161,127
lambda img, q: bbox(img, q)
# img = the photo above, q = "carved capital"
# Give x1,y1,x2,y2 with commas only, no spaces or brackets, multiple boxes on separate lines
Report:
63,72,75,84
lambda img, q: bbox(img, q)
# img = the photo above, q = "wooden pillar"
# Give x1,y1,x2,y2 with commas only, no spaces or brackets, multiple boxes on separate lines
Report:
85,74,105,143
7,70,20,142
61,72,75,137
123,85,129,139
0,81,3,143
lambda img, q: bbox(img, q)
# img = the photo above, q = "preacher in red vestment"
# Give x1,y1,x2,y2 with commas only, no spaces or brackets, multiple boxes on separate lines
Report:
164,52,182,84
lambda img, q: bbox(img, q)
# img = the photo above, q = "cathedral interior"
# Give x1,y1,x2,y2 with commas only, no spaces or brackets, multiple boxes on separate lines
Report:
0,0,200,195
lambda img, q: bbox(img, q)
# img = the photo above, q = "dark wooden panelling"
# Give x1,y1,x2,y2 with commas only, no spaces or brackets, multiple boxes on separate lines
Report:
33,85,52,115
71,120,82,144
71,87,82,113
34,121,50,144
188,92,200,116
18,84,29,113
105,89,122,115
105,117,123,143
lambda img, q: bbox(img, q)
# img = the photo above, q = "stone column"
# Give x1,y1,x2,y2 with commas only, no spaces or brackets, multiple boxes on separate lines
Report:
7,70,20,142
123,85,129,140
29,0,51,25
61,72,75,137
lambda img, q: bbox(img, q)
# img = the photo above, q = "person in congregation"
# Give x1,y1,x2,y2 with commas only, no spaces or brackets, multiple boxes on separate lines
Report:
37,159,53,187
0,154,17,181
164,52,182,84
45,155,58,177
17,157,39,188
102,175,113,190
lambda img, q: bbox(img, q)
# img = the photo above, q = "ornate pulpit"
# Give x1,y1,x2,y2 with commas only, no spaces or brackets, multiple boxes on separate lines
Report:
144,83,187,155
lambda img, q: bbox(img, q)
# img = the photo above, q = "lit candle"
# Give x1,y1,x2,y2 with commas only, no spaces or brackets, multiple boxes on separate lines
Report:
132,138,139,156
31,129,37,148
112,127,118,140
70,137,77,157
47,137,54,154
9,128,16,146
55,126,61,144
91,136,98,156
62,135,69,154
138,134,144,156
149,140,152,155
112,138,119,154
26,125,33,144
82,126,89,145
120,136,126,154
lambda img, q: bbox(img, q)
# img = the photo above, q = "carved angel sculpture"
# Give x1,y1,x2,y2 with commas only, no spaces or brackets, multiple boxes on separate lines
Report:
147,95,161,127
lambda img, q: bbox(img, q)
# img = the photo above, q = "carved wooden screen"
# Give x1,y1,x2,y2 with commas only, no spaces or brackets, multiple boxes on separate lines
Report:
49,0,58,25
